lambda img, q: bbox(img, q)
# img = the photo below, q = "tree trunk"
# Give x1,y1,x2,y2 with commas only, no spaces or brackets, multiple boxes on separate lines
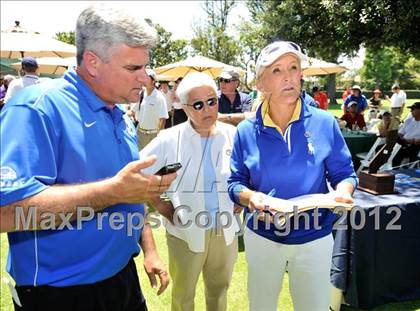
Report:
327,74,337,105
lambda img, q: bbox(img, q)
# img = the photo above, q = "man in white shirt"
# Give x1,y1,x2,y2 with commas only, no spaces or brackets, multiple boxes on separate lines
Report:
392,102,420,167
385,83,406,118
4,57,39,103
133,69,168,149
159,81,174,128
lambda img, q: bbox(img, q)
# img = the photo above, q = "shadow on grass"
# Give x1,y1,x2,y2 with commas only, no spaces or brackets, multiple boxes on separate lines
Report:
238,235,245,252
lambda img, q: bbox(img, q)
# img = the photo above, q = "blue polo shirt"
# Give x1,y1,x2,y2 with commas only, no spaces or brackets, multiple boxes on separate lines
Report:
0,69,143,286
228,95,357,244
218,90,252,113
343,94,368,113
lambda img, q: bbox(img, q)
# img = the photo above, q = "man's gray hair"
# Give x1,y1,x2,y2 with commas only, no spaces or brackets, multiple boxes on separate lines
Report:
76,4,157,65
176,72,218,105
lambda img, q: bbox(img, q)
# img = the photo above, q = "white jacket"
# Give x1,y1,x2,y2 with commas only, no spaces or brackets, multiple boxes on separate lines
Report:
140,120,239,252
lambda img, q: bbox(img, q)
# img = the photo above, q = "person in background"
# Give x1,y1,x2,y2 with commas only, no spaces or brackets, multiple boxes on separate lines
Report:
248,86,258,101
392,102,420,168
4,57,39,103
228,40,356,311
302,89,318,108
140,72,238,311
172,77,188,126
342,85,368,114
0,75,15,109
0,4,177,311
369,88,382,109
335,116,347,130
159,80,174,128
365,88,383,123
217,69,252,126
377,110,399,138
341,101,367,131
341,85,352,101
133,69,169,149
312,86,329,110
385,83,406,118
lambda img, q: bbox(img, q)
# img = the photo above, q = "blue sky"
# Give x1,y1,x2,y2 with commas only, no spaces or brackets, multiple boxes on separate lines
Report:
1,1,363,69
1,1,249,40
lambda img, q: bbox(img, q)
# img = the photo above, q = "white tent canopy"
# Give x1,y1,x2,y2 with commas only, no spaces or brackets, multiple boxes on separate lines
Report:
302,57,349,76
11,57,76,75
155,56,245,80
1,22,76,59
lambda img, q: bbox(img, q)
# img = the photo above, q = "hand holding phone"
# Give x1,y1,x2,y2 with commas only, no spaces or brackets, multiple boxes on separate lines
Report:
155,163,182,176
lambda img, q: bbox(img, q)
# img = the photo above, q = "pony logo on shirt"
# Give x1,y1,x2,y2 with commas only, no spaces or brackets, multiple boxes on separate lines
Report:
304,131,315,155
0,166,22,188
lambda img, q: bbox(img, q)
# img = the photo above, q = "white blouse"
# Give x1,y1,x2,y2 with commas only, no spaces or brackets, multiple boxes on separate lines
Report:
140,120,239,252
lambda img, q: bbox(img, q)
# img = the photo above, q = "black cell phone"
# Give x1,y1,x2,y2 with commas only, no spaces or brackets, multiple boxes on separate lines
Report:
155,163,182,176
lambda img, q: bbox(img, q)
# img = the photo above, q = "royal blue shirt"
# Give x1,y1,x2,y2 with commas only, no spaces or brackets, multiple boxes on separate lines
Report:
343,94,368,113
0,69,143,286
228,96,357,244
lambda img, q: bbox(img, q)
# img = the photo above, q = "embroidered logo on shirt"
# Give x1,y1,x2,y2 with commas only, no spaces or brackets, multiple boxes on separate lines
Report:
84,121,96,128
0,166,22,188
124,119,136,137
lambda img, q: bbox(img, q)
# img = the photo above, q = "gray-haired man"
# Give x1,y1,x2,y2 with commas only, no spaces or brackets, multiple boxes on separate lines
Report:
1,4,176,311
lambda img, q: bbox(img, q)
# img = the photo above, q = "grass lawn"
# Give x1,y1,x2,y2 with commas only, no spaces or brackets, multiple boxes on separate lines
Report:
327,98,418,119
1,226,420,311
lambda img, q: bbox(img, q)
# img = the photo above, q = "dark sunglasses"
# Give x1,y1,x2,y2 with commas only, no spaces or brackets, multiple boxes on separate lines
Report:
185,97,218,111
219,78,237,83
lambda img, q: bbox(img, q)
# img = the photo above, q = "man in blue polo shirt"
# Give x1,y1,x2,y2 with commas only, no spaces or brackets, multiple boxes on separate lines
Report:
217,68,253,126
0,4,177,311
342,84,368,114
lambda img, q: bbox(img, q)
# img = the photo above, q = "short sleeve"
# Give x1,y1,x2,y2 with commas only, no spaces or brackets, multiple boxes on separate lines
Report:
399,120,408,136
1,106,58,206
158,95,169,119
4,80,19,104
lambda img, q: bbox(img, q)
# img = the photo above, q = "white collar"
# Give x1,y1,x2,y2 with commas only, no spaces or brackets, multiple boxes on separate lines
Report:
183,120,224,139
23,74,39,79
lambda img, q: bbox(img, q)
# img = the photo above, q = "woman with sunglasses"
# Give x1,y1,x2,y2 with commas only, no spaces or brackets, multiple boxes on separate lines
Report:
228,41,357,311
140,72,238,311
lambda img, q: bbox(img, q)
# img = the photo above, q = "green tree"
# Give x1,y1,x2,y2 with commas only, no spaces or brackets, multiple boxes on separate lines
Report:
361,47,419,90
236,20,268,90
146,19,188,68
403,57,420,89
246,0,420,60
190,0,242,66
55,31,75,45
237,20,267,67
244,0,420,100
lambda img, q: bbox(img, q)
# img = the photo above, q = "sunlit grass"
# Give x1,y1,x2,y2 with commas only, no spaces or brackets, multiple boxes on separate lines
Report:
1,226,419,310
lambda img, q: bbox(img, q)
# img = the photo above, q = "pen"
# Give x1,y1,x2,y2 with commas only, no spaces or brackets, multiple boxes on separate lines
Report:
267,189,276,197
